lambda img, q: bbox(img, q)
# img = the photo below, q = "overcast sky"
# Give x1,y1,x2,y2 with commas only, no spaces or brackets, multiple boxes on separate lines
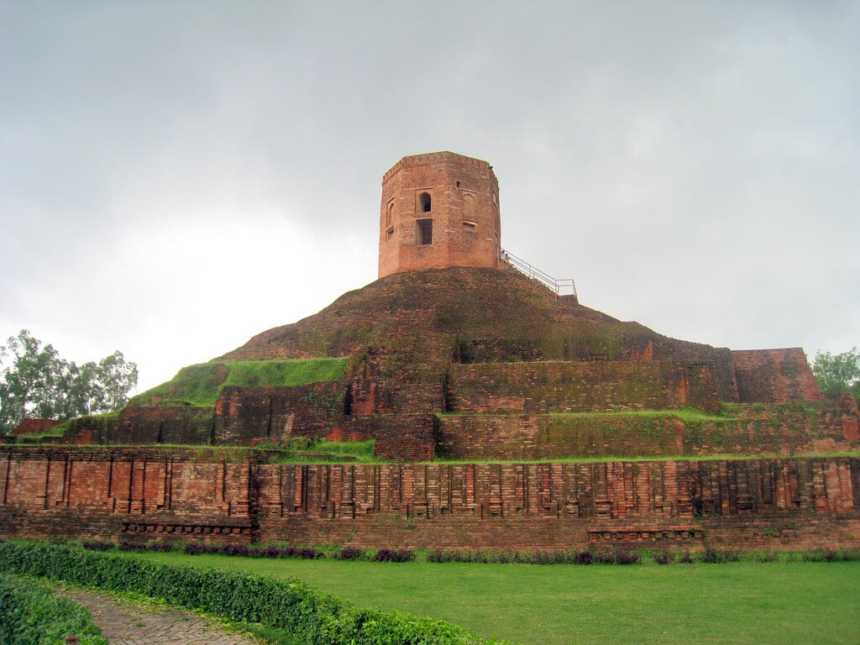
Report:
1,1,858,392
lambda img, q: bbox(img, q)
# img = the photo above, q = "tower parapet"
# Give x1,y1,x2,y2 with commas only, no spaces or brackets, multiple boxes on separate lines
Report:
378,151,501,278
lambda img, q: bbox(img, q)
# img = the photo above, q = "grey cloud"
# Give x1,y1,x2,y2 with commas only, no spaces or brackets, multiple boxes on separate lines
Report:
1,1,858,388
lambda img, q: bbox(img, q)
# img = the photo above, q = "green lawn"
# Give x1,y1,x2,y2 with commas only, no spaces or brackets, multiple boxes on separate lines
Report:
118,552,860,644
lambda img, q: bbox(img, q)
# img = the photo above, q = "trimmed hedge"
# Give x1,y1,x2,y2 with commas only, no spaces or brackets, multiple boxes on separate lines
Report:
0,573,107,645
0,541,483,644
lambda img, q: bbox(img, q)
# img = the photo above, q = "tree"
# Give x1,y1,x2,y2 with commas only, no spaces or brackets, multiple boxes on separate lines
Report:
0,330,64,428
0,330,138,435
812,348,860,398
96,351,138,412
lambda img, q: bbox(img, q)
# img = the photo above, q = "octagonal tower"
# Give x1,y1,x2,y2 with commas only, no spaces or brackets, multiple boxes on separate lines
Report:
378,151,501,278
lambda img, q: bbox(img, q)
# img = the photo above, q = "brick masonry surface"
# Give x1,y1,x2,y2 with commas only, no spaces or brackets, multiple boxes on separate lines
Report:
448,360,720,414
732,348,823,403
437,402,860,460
56,348,838,463
378,152,501,278
2,446,859,551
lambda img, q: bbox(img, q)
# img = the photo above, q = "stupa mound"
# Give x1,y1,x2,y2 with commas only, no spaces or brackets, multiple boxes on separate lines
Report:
3,151,857,553
49,261,844,461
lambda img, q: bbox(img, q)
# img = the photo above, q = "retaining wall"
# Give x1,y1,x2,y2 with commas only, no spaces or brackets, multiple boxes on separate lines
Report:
2,446,858,552
437,403,859,460
448,360,720,414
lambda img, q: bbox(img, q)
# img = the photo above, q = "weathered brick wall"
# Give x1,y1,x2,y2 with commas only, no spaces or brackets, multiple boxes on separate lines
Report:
258,459,860,550
349,349,446,415
214,383,344,444
63,407,212,445
11,419,61,436
448,360,720,414
0,447,254,543
53,373,437,459
2,447,859,552
212,380,437,459
114,406,212,444
341,415,436,461
732,348,823,403
437,402,859,460
650,342,739,402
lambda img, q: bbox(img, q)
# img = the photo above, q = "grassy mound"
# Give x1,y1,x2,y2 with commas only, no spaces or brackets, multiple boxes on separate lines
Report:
220,267,738,399
130,357,349,408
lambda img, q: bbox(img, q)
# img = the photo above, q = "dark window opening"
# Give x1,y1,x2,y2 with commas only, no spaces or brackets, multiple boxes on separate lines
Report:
419,192,431,213
343,385,353,416
386,201,394,227
417,219,433,245
386,226,394,240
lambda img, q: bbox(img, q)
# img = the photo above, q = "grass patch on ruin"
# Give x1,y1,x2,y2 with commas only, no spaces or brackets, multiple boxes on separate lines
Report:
129,357,348,408
428,451,860,465
10,411,121,444
5,444,860,465
437,408,737,423
313,439,376,458
115,550,860,645
222,358,347,390
546,408,737,423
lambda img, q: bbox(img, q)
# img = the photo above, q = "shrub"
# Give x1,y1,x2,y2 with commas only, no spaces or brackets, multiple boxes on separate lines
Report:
222,544,250,557
700,549,740,564
118,542,146,552
802,549,860,562
678,551,694,564
82,541,114,552
374,548,415,562
574,550,594,565
337,547,366,560
184,543,207,556
0,541,480,644
119,541,173,553
299,547,324,559
612,550,641,565
0,573,107,645
181,543,324,560
592,551,616,564
655,551,673,565
427,548,647,566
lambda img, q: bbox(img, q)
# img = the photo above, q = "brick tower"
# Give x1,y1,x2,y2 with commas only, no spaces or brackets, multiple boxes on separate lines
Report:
378,151,501,278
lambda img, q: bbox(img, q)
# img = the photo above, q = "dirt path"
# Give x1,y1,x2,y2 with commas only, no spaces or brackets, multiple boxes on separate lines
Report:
59,588,258,645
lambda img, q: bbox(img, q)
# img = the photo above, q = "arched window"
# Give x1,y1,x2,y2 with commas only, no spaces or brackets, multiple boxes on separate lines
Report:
385,201,394,227
419,192,431,213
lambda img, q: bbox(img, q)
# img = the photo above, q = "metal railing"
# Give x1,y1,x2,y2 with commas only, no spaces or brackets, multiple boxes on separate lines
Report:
500,248,577,298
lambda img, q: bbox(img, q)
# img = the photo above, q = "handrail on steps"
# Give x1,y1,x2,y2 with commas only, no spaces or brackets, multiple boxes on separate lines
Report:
500,248,577,298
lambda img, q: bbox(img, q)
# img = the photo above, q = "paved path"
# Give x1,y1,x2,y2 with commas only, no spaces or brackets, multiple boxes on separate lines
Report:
60,588,258,645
